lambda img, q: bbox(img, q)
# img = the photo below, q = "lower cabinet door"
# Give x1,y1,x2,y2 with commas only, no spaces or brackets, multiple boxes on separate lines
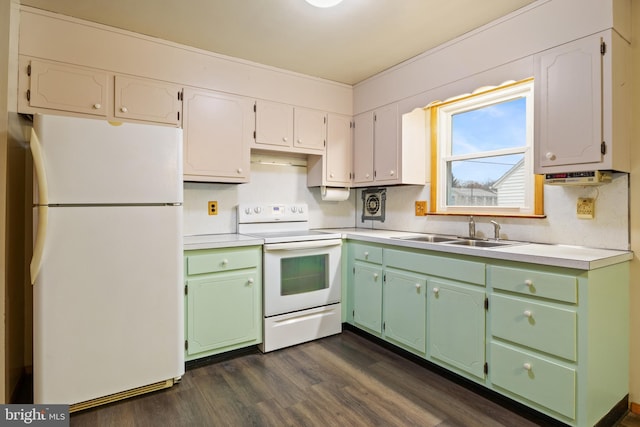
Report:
186,269,260,357
383,269,426,354
490,341,576,420
352,262,383,334
427,278,486,379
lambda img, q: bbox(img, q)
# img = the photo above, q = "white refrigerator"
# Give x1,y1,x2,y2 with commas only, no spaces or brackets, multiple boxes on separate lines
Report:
30,114,184,410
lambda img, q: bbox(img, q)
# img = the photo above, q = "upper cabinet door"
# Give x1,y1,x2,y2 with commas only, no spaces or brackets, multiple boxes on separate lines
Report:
255,100,294,148
182,88,252,183
353,112,374,185
373,104,400,183
325,113,352,186
114,75,182,126
28,60,108,116
294,107,326,151
535,35,602,170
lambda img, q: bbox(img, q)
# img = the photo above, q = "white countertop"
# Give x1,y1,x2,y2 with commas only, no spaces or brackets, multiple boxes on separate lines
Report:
183,229,632,270
316,228,632,270
183,233,263,250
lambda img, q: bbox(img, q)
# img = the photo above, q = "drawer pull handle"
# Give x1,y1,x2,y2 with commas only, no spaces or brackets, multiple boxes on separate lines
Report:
222,259,229,266
524,279,533,287
364,251,369,258
432,287,439,295
93,103,101,110
523,362,532,371
523,310,533,318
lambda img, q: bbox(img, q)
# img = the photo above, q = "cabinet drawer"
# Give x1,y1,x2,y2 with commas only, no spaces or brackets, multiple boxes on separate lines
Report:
186,248,260,275
491,294,576,361
488,265,577,303
386,249,485,286
490,342,575,419
352,243,383,264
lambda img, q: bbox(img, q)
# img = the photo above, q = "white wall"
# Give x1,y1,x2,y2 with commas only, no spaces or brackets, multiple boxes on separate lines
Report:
184,158,355,236
353,0,630,251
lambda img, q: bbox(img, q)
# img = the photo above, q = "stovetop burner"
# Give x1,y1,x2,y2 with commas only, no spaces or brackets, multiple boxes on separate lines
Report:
237,203,341,243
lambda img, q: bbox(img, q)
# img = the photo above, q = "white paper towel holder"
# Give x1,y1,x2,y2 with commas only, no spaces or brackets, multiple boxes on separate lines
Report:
321,186,350,201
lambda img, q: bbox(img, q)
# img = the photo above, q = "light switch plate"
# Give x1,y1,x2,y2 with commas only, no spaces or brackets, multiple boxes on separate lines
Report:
415,201,427,216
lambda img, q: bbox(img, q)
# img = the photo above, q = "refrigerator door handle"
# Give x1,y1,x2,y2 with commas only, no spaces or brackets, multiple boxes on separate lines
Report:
30,128,49,205
31,206,48,285
30,128,49,285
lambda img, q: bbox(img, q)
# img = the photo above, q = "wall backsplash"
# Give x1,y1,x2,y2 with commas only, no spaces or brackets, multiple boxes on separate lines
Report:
185,162,628,251
183,162,356,236
356,174,629,251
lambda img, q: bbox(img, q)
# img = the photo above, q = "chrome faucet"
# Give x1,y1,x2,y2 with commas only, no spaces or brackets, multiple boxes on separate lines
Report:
490,220,501,240
468,216,475,239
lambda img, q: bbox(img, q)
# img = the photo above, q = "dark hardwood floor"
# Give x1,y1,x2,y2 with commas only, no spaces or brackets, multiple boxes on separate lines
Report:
68,330,629,426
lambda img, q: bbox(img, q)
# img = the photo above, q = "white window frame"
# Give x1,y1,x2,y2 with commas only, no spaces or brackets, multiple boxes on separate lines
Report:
435,80,535,215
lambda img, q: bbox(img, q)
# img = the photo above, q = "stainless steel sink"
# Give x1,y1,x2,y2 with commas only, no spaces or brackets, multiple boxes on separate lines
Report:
445,239,516,248
393,235,459,243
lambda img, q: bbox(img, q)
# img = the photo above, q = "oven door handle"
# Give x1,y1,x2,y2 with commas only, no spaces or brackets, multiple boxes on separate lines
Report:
264,239,342,251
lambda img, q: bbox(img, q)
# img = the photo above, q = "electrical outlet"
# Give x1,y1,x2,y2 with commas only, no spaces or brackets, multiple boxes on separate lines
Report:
577,198,594,219
208,201,218,216
415,200,427,216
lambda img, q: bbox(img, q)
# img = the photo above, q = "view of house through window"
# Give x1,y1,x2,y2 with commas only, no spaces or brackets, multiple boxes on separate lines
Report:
431,79,541,216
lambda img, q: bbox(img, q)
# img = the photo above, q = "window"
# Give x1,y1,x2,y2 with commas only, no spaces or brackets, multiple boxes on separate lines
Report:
430,79,543,216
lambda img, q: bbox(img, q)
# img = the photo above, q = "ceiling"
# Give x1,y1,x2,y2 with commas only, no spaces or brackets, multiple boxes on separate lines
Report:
20,0,536,85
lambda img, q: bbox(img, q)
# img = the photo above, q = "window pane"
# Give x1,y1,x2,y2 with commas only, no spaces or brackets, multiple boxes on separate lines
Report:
447,154,525,207
451,97,526,155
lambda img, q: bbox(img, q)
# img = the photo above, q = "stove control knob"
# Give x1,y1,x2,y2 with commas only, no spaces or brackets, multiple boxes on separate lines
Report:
297,206,304,213
244,207,252,214
290,206,297,213
254,206,262,214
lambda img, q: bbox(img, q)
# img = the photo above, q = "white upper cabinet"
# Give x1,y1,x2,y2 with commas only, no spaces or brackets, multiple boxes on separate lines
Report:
254,100,326,154
182,88,252,183
534,30,631,174
353,104,426,187
23,59,108,117
308,113,352,187
114,75,182,126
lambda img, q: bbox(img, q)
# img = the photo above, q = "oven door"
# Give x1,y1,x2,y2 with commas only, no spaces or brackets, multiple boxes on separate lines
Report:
263,239,342,317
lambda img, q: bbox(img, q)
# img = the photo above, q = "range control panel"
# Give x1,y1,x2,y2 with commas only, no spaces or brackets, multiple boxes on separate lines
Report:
238,203,309,224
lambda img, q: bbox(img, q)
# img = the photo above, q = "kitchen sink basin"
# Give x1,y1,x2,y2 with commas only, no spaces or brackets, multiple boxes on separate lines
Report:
445,239,516,248
394,235,459,243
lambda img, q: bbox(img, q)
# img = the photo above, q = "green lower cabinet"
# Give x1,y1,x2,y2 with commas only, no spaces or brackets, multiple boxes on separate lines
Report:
352,262,383,335
383,269,427,355
184,246,262,361
490,341,576,419
427,278,486,379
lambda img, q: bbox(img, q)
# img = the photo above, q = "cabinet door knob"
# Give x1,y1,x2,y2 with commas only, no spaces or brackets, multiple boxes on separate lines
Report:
120,106,128,113
282,137,288,142
523,310,533,318
363,251,369,258
237,168,243,174
222,259,229,266
415,283,421,290
365,173,370,178
93,103,101,110
432,287,439,295
329,173,334,178
523,362,532,371
297,139,302,144
390,170,395,176
545,152,556,161
248,278,254,285
524,279,533,287
373,273,379,280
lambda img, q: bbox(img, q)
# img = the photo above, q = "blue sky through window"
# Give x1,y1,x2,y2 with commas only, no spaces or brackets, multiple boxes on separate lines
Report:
450,97,526,183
